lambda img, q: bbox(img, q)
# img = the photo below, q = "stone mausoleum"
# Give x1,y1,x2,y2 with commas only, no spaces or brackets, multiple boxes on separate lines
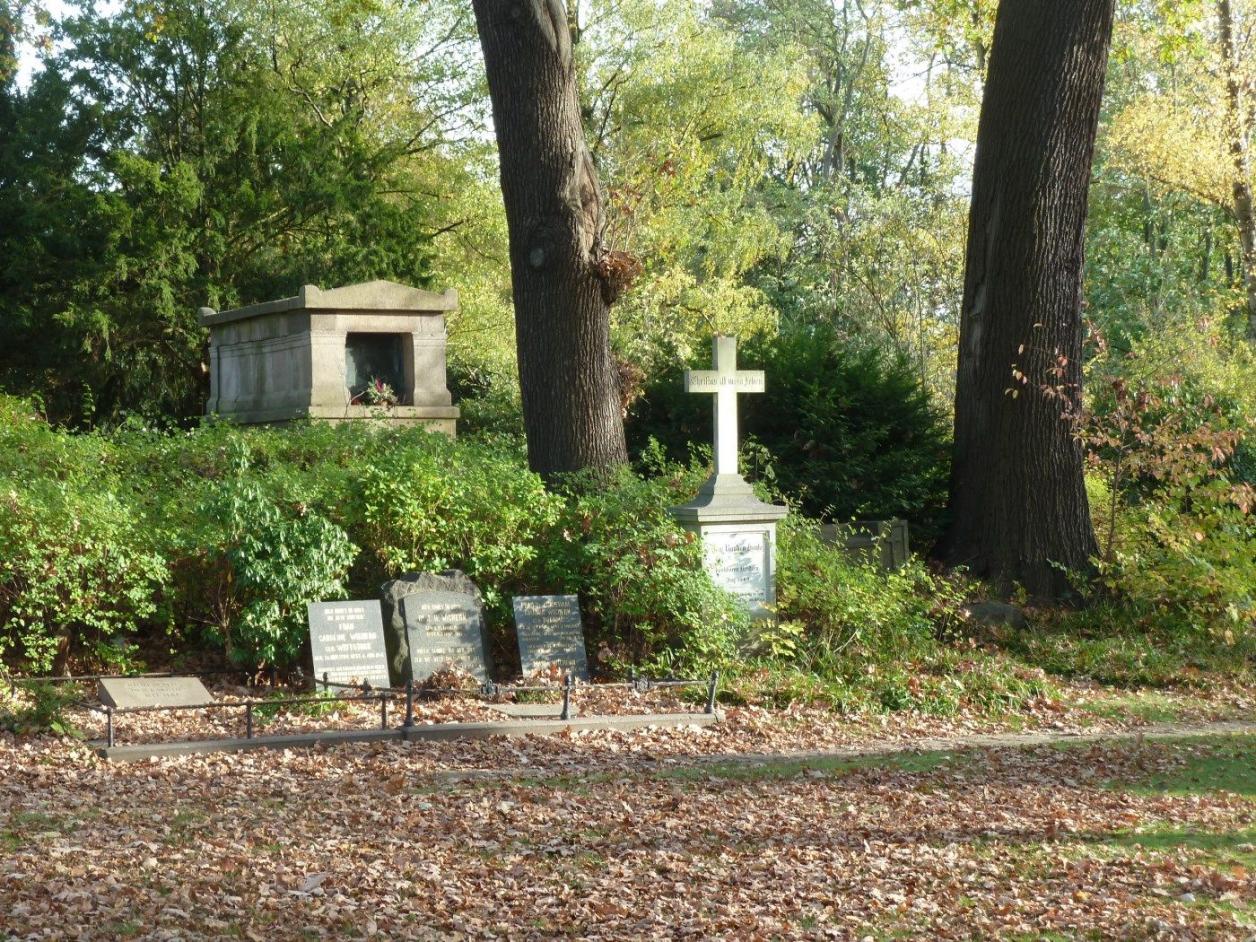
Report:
200,280,460,433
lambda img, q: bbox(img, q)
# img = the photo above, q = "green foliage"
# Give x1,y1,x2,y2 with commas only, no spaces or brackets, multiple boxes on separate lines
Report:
538,467,749,675
0,680,81,736
0,404,749,677
0,400,168,672
750,515,1049,713
188,446,358,669
580,0,816,368
775,516,964,669
348,435,560,603
1078,332,1256,643
1000,609,1254,688
627,327,951,537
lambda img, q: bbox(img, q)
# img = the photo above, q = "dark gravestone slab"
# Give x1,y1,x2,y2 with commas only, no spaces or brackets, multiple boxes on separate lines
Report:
381,570,484,685
512,595,589,680
307,600,391,689
401,591,490,683
98,676,211,709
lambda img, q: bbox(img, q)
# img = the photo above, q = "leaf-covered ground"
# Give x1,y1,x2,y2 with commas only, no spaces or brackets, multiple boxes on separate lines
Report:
2,701,1254,940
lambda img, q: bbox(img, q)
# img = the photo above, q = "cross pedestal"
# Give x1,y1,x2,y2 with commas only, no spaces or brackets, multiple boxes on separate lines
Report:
669,336,787,619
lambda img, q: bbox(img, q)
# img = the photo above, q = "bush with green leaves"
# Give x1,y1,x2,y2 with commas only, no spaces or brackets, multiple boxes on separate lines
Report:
344,433,560,604
0,679,82,736
626,327,952,541
536,467,749,675
178,445,358,669
1079,338,1255,644
0,398,168,673
760,516,1049,713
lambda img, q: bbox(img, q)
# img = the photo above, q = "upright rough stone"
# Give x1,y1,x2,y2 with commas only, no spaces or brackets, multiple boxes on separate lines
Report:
379,570,485,685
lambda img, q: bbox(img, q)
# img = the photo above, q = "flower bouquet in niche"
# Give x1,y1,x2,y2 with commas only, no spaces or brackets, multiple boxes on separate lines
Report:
354,376,399,409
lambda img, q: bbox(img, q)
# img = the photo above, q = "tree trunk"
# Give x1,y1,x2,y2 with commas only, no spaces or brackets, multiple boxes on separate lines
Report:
471,0,628,480
1218,0,1256,341
936,0,1112,599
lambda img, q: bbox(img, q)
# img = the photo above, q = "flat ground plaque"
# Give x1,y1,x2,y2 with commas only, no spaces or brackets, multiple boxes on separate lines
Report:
401,592,490,682
308,600,391,689
98,676,211,710
512,595,589,679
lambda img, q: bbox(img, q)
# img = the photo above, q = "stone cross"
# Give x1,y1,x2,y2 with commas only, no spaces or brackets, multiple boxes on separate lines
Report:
684,336,764,478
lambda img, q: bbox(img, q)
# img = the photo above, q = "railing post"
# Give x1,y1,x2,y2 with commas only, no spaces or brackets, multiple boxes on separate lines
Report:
245,701,254,739
404,679,414,728
322,672,330,694
560,674,573,722
380,692,388,730
705,671,720,715
105,706,115,748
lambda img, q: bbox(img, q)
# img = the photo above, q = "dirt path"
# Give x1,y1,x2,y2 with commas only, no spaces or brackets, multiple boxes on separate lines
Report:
686,716,1256,769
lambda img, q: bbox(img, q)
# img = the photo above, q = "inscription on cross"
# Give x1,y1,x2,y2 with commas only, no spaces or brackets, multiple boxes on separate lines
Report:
683,336,764,477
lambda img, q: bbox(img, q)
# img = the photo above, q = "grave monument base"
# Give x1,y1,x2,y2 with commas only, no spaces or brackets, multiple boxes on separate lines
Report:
670,473,787,620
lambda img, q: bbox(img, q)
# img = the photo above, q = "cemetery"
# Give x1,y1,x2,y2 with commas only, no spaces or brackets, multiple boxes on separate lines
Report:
2,0,1255,937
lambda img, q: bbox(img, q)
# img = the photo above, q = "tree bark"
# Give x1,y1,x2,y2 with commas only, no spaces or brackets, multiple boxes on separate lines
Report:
936,0,1112,599
1218,0,1256,341
471,0,629,480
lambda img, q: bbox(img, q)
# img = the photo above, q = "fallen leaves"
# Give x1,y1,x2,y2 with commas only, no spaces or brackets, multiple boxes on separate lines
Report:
1,688,1254,940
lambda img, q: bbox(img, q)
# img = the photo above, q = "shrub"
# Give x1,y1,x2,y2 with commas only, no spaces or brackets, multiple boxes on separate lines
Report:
1078,354,1255,640
536,466,749,675
0,398,168,673
0,679,82,736
717,516,1051,713
774,516,964,669
176,443,358,669
343,433,560,602
626,327,951,541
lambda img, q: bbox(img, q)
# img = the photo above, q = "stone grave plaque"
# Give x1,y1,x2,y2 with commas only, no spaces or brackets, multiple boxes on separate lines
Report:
401,592,490,682
512,595,589,680
97,676,211,710
307,600,391,689
704,528,771,607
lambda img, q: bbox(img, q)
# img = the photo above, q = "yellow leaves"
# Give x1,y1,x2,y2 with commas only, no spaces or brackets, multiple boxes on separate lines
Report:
1104,97,1233,206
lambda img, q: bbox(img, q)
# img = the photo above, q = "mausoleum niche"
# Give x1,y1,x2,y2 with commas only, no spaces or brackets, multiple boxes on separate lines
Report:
345,333,406,405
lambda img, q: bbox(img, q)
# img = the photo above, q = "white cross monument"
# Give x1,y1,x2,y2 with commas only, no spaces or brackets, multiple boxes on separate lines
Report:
669,336,787,618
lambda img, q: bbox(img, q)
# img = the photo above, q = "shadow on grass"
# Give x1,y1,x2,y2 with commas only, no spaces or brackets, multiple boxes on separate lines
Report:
989,608,1255,689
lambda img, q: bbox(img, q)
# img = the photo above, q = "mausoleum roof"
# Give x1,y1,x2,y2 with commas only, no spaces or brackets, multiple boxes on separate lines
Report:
199,280,457,327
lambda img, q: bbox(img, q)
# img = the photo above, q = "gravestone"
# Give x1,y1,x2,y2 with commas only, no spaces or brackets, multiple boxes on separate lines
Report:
401,592,490,683
512,595,589,679
380,570,486,685
669,336,787,618
199,280,460,433
820,519,911,571
307,600,391,689
97,676,211,710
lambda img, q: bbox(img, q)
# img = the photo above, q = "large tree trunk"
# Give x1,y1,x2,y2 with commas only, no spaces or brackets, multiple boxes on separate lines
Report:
1218,0,1256,341
471,0,628,479
936,0,1112,598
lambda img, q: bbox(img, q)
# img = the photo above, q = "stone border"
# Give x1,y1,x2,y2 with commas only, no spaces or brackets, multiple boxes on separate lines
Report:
95,712,717,762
